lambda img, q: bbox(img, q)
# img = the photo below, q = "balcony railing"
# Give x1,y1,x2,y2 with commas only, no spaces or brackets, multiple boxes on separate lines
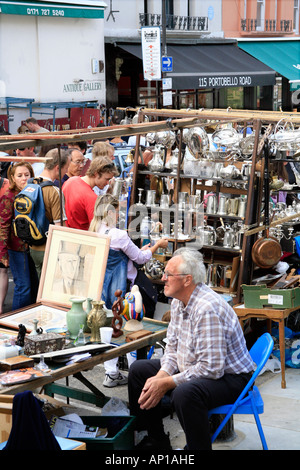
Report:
241,18,293,32
139,13,208,32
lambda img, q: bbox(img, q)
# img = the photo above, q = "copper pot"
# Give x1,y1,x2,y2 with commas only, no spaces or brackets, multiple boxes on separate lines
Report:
251,142,282,269
251,232,282,269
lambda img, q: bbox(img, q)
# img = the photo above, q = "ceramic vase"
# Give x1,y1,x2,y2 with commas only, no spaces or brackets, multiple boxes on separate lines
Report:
66,297,87,339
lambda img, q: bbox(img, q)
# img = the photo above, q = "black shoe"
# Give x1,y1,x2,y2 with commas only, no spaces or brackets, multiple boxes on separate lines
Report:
136,434,172,450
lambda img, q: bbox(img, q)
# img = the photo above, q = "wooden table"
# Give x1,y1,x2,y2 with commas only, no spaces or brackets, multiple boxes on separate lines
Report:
0,318,168,406
234,304,298,389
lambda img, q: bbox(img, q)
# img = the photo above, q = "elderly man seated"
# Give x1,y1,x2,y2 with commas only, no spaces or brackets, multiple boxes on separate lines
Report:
128,247,254,450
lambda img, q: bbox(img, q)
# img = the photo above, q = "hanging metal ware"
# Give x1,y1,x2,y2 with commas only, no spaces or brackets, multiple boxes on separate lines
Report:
186,127,209,159
251,142,282,269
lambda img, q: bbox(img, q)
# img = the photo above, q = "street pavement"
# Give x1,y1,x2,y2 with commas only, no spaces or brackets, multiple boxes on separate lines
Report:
2,272,300,451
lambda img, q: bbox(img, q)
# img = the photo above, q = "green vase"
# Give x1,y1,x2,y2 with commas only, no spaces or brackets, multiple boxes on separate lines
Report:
67,297,87,339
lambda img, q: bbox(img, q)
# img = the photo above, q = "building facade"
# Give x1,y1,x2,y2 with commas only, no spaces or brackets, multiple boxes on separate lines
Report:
0,0,107,132
104,0,300,113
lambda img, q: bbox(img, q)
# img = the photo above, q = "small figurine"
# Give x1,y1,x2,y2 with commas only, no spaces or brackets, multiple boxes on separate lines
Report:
16,324,27,347
111,289,124,337
122,285,144,331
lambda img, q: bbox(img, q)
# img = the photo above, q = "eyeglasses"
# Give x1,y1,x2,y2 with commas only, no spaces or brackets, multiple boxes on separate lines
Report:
163,271,189,280
72,159,87,166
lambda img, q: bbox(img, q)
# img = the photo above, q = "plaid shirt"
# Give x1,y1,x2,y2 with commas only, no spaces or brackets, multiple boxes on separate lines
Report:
160,283,255,384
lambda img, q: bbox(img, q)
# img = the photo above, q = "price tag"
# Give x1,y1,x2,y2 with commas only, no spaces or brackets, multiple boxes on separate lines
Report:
268,294,284,305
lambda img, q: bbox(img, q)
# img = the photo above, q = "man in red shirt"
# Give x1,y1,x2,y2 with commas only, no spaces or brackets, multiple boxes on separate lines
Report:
62,157,118,230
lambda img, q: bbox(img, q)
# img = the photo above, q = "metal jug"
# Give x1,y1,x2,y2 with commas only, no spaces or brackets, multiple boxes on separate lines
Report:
217,194,227,215
111,179,125,198
226,198,239,216
237,197,247,218
206,194,217,214
198,224,216,246
223,225,235,248
160,194,169,208
145,190,156,206
241,163,252,180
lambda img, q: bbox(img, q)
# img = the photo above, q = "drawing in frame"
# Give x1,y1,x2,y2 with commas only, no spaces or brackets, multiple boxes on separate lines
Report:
37,225,110,308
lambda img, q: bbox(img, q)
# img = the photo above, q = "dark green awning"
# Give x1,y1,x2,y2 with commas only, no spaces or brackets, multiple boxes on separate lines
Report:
0,0,106,18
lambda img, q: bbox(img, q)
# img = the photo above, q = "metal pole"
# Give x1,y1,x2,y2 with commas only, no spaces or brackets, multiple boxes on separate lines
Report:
162,0,167,57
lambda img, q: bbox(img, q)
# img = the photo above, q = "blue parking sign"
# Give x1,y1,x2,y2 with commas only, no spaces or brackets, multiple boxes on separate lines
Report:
162,56,173,72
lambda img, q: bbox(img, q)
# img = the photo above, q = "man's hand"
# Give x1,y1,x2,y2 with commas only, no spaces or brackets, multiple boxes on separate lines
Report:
138,373,175,410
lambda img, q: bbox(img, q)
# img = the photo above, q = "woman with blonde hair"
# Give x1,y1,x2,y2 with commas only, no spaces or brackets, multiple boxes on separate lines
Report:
92,141,115,161
0,161,38,310
89,194,168,387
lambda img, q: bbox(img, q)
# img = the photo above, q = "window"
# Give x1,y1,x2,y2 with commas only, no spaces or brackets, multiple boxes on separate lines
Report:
294,0,299,32
256,0,265,31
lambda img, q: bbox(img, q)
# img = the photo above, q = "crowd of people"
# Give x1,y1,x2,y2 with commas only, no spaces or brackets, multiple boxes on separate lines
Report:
0,117,166,387
0,118,258,451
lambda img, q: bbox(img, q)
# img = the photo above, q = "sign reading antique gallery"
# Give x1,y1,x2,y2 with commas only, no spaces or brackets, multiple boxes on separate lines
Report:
63,81,102,93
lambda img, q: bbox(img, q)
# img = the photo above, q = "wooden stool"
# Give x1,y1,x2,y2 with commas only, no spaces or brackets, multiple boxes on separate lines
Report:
234,304,299,389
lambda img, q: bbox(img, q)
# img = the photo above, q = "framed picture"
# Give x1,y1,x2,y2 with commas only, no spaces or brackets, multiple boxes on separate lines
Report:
37,225,110,308
0,304,68,332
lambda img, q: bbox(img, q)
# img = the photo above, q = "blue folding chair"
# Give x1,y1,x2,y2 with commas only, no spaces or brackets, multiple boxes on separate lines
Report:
208,332,274,450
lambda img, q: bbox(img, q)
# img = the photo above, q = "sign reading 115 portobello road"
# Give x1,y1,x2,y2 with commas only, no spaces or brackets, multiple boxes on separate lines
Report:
0,2,105,18
199,75,253,88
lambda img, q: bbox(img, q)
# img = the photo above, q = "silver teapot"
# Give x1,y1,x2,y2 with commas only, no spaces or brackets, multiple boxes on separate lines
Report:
197,223,216,246
223,225,235,248
219,164,238,179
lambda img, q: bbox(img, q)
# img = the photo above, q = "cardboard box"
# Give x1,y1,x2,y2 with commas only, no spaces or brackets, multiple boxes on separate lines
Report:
242,284,300,309
24,332,65,355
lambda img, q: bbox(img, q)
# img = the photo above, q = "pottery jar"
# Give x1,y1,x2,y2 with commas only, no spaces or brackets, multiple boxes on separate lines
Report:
66,297,87,340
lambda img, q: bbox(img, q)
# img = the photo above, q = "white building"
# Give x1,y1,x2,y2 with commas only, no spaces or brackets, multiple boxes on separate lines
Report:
0,0,107,133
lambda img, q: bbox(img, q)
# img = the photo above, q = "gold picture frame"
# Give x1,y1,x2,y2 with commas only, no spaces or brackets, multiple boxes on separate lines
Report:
37,225,110,308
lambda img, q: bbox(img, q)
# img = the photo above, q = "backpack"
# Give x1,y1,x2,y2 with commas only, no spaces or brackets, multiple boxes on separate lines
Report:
12,177,54,246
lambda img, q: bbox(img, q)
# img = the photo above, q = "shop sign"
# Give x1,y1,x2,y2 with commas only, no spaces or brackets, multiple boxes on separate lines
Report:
0,2,105,18
63,81,102,93
199,75,252,88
